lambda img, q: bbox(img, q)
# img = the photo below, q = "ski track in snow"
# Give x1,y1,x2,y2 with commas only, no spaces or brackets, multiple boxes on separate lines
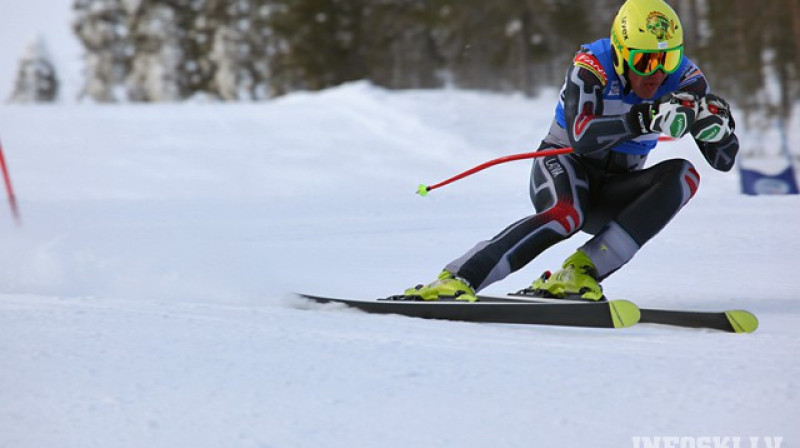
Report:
1,83,799,447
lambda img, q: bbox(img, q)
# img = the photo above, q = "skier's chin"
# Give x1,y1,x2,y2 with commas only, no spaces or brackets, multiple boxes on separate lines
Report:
637,86,660,99
629,70,667,100
632,80,663,99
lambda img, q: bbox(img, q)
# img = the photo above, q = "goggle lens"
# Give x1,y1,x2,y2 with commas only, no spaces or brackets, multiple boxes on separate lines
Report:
627,46,683,76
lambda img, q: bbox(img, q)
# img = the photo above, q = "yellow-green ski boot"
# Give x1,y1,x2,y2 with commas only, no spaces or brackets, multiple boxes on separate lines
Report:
404,270,478,302
530,250,605,301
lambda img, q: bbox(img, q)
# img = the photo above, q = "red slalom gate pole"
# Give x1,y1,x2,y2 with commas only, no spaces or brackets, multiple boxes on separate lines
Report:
0,138,21,225
416,136,677,197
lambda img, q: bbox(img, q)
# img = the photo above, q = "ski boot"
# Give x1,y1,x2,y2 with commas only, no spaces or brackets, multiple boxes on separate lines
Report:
404,270,478,302
526,250,605,301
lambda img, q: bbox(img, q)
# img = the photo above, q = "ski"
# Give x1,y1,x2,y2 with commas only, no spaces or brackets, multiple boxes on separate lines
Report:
638,308,758,333
297,292,757,333
296,293,640,329
501,292,759,333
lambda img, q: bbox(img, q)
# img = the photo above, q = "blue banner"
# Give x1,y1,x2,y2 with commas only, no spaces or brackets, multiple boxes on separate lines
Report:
740,165,800,195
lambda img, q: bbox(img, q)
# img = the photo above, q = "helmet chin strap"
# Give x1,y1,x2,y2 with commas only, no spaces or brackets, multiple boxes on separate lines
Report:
611,41,632,94
621,64,632,95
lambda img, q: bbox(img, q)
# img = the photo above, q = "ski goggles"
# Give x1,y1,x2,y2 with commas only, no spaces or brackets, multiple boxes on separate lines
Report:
624,45,684,76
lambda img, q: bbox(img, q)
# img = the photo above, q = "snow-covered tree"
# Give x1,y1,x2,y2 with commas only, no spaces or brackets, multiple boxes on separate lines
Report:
8,36,60,103
208,0,274,100
210,25,245,100
67,0,799,112
73,0,132,102
127,1,184,101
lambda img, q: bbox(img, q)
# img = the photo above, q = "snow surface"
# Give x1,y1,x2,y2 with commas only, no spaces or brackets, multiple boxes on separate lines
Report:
1,82,799,447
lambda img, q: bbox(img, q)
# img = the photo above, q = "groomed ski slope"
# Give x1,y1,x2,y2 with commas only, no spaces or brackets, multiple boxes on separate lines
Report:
1,83,798,447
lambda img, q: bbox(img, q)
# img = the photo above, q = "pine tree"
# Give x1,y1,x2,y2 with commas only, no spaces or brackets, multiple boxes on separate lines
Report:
8,36,60,103
359,0,444,89
127,0,186,101
696,0,799,120
207,0,274,100
268,0,367,94
68,0,798,113
73,0,132,102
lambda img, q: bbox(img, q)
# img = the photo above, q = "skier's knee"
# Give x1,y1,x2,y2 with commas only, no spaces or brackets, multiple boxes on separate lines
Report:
542,200,584,235
673,159,700,205
656,159,700,205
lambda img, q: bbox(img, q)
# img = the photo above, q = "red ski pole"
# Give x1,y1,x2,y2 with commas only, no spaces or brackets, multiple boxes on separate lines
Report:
417,147,574,196
0,138,21,225
416,136,677,196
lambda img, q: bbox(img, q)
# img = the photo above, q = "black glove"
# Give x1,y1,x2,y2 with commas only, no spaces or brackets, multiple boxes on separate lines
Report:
628,92,699,138
691,93,734,143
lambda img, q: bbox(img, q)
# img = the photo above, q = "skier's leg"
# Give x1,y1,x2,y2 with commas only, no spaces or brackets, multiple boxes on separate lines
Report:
580,158,700,279
444,151,590,292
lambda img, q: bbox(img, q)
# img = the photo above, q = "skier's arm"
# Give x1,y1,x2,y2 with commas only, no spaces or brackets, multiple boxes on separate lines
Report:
676,63,740,172
696,133,739,172
691,92,739,172
562,53,645,155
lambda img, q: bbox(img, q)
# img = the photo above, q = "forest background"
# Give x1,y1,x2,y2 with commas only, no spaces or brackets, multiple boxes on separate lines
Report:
6,0,800,126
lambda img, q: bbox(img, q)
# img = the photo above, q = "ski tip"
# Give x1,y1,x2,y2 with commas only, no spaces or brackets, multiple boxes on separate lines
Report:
609,300,641,328
725,310,759,333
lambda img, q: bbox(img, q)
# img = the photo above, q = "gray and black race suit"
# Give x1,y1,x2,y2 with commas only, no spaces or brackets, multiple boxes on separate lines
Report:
445,38,739,292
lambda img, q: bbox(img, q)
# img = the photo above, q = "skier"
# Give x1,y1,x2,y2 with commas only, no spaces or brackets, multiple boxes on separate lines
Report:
404,0,739,302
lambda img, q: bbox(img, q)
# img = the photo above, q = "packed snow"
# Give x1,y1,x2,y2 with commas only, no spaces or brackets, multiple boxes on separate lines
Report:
1,81,799,448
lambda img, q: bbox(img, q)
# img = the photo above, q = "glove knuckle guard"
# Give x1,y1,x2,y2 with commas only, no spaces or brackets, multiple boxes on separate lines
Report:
652,92,698,138
691,94,732,143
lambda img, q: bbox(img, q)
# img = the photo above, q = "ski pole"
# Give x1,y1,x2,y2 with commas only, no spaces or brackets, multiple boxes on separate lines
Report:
416,136,677,197
416,147,574,196
0,138,21,225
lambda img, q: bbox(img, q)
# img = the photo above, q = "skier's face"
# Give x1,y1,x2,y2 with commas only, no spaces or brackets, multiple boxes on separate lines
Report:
628,69,667,99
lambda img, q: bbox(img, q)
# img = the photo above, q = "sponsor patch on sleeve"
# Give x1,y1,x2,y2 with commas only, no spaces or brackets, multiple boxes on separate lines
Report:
573,53,607,86
681,67,703,82
678,64,707,92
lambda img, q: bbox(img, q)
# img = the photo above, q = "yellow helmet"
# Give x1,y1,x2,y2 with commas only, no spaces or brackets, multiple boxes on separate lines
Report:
611,0,684,76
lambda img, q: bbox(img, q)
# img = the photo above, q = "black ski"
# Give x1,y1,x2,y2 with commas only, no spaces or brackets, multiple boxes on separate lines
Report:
296,293,640,329
638,308,758,333
500,293,758,333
